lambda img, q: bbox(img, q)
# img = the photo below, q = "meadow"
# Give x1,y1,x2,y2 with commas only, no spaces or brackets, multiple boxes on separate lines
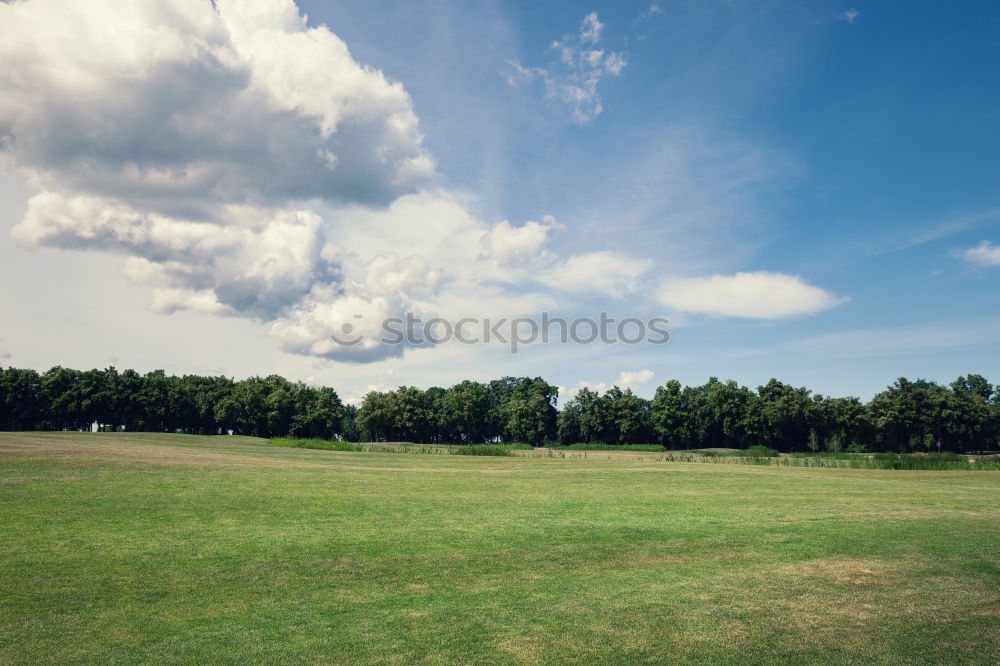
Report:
1,432,998,664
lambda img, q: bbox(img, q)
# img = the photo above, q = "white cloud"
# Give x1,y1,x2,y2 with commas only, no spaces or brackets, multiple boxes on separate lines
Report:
0,0,433,214
617,369,654,387
561,369,654,402
540,250,651,297
959,241,1000,267
480,217,558,269
659,271,844,319
506,12,626,124
580,12,604,44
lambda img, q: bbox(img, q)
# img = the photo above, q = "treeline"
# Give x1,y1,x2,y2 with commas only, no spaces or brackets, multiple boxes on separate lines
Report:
0,366,344,438
357,375,1000,453
2,365,999,453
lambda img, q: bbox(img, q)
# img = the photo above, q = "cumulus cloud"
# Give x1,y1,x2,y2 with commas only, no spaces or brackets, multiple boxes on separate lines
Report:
563,369,654,398
659,271,844,319
616,369,654,387
0,0,660,363
560,369,653,402
506,11,626,124
0,0,433,215
958,241,1000,267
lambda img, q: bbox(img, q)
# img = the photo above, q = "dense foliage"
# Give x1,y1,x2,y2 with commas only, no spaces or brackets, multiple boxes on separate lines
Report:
2,365,998,452
355,377,558,445
0,366,343,439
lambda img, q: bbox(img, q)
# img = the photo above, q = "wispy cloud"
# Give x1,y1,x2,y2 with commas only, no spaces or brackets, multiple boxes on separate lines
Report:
869,207,1000,255
639,3,663,21
838,9,860,23
958,240,1000,267
506,11,626,124
579,12,604,44
781,319,1000,359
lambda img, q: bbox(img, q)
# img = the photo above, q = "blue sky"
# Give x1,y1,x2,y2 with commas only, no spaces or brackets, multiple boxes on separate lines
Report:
0,0,998,402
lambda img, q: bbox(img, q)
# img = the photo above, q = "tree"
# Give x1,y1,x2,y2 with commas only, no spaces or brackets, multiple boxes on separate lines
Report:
951,374,993,402
600,387,651,444
756,379,814,452
650,380,688,448
867,378,993,453
502,393,555,445
441,381,489,443
1,367,43,431
814,396,873,452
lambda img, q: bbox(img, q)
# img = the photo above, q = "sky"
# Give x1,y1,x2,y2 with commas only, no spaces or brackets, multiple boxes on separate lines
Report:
1,0,999,404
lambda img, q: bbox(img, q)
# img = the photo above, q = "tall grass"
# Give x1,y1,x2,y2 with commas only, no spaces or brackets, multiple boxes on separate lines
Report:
269,438,526,457
450,444,512,457
740,445,780,458
270,437,363,452
270,438,999,469
553,443,666,452
659,451,1000,470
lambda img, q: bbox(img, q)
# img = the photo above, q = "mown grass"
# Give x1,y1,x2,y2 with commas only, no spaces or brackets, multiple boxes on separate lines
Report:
1,432,998,664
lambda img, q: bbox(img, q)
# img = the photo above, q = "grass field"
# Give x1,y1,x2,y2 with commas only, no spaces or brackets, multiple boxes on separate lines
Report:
1,432,998,664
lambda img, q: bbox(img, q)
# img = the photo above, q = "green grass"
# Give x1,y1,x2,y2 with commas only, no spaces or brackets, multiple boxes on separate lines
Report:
1,432,998,664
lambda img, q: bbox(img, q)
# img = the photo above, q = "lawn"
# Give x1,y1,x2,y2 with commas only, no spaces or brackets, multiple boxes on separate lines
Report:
1,432,997,664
